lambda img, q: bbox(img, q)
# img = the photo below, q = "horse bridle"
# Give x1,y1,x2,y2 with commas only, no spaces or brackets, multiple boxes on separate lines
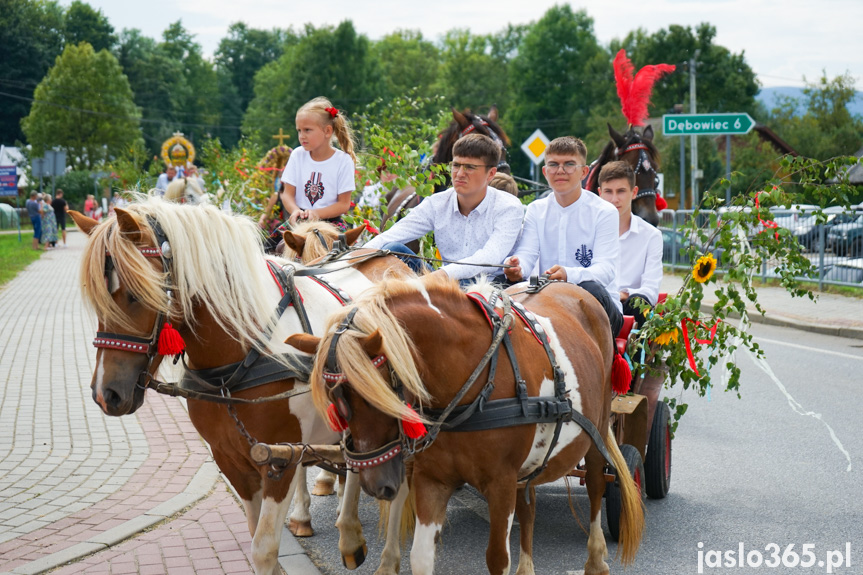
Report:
616,140,659,202
458,117,510,171
93,218,175,391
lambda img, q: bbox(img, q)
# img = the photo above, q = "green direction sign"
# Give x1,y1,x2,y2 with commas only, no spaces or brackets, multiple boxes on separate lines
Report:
662,113,755,136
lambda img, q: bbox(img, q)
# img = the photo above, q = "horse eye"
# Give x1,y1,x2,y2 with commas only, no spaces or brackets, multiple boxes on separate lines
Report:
126,292,138,304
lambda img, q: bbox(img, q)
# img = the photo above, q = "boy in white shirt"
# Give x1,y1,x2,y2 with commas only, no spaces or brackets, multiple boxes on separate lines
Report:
364,134,524,282
598,161,663,326
503,136,623,336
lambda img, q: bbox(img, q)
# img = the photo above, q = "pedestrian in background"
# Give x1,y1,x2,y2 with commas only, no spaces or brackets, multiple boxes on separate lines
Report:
26,191,43,250
41,193,58,248
52,189,69,247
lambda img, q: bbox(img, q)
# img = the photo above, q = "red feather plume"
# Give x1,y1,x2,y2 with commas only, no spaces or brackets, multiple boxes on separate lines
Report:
613,49,675,126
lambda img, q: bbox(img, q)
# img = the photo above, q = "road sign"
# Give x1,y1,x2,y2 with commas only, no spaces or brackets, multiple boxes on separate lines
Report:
662,113,755,136
0,166,17,197
520,129,550,165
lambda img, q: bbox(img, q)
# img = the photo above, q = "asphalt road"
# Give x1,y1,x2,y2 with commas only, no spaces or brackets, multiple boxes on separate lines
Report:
296,322,863,575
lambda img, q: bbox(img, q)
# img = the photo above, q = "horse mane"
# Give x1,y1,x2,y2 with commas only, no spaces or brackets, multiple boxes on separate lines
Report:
309,276,471,422
283,220,341,263
81,194,290,352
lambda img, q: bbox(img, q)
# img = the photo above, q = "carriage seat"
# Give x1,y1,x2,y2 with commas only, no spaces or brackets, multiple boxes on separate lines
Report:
615,315,636,356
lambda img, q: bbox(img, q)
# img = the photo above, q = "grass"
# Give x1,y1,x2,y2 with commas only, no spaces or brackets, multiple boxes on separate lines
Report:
0,233,43,287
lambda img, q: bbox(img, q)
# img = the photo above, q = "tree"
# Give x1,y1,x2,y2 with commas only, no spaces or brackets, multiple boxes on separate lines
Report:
243,21,381,148
0,0,65,143
64,0,116,53
215,23,291,114
373,30,440,102
613,23,759,117
22,42,141,169
507,6,612,175
435,29,516,112
768,73,863,160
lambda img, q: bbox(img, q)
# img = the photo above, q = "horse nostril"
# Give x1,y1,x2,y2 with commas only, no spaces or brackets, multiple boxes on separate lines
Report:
376,485,397,501
103,388,122,409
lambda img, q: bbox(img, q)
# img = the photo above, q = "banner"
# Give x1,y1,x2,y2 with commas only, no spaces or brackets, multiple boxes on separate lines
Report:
0,166,17,197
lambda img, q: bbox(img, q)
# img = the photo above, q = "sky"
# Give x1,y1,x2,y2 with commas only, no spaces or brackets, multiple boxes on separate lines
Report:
67,0,861,90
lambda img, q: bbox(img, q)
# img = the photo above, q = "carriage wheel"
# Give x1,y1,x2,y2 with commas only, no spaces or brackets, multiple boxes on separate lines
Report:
645,400,672,499
605,444,644,542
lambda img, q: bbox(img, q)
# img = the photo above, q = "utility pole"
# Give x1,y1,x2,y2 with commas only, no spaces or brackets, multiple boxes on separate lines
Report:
689,50,700,209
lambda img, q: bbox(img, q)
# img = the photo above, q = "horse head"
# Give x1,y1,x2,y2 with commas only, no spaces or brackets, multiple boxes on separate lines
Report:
608,123,662,227
71,208,169,416
281,221,365,263
433,108,511,190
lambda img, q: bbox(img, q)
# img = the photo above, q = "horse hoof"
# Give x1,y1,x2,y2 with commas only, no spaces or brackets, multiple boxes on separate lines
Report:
341,544,368,570
311,480,336,496
288,519,314,537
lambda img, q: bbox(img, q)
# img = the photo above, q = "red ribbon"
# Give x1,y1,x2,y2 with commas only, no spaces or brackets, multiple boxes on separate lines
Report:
681,318,721,377
325,106,339,118
755,190,780,240
363,219,380,235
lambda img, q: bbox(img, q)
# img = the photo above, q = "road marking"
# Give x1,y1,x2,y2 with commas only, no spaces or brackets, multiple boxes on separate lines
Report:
451,487,489,523
755,336,863,361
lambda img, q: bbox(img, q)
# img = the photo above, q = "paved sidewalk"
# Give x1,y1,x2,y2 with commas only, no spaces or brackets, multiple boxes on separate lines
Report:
661,273,863,339
0,231,263,575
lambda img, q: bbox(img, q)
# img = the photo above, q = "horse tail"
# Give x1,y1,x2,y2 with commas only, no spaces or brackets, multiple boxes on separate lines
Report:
604,424,644,565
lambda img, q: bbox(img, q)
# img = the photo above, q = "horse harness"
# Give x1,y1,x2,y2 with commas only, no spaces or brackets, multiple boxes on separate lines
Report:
322,286,618,498
617,140,660,202
458,117,510,172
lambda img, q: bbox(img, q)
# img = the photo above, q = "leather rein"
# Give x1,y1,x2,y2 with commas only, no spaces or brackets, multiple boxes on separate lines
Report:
321,286,618,490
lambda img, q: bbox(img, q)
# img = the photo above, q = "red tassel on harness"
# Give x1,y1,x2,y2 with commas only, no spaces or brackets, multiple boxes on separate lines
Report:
611,353,632,394
157,322,185,356
655,195,668,212
401,405,427,439
326,403,349,432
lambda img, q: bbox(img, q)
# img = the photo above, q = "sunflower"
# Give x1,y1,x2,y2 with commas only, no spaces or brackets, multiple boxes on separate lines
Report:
653,328,679,346
692,253,717,283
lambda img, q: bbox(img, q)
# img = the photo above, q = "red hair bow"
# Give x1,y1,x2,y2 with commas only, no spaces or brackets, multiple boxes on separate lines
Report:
325,107,339,118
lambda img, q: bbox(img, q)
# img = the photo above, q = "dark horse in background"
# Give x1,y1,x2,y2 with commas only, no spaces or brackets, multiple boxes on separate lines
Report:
380,107,511,241
584,124,664,227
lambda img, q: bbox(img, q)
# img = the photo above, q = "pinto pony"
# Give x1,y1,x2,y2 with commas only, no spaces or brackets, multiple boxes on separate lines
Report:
71,196,410,574
292,275,644,575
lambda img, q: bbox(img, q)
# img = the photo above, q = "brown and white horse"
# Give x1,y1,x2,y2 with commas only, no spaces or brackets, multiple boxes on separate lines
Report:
71,197,410,574
584,124,664,227
291,275,644,575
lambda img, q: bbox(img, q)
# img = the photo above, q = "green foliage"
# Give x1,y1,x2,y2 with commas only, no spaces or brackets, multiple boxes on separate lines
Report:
614,23,759,117
54,169,100,210
242,22,382,148
22,42,142,170
637,156,858,426
507,6,611,175
373,30,440,102
196,136,266,215
64,0,116,52
767,73,863,161
0,0,65,143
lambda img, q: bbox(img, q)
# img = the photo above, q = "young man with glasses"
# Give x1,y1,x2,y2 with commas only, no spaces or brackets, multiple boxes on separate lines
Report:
598,161,663,327
364,134,524,281
503,136,623,335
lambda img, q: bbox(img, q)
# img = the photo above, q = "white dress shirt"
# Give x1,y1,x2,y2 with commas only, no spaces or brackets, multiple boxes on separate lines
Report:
619,214,663,306
364,187,524,280
511,191,622,312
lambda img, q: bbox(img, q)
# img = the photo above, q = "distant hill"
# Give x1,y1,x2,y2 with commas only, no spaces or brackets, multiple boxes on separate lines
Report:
757,87,863,117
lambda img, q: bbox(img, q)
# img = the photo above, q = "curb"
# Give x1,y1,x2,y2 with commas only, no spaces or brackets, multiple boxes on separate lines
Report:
5,462,220,575
701,303,863,341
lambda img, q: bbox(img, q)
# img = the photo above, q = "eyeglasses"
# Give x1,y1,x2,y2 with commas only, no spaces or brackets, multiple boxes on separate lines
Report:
448,162,494,174
545,161,587,174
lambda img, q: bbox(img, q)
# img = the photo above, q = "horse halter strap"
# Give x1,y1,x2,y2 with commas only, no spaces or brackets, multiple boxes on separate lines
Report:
618,142,658,201
93,218,174,389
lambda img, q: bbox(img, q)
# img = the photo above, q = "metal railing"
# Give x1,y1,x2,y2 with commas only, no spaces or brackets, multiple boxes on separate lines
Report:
659,209,863,289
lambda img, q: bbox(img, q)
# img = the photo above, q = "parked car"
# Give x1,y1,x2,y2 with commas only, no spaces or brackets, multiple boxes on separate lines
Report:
791,206,861,252
822,259,863,285
660,228,725,266
827,213,863,257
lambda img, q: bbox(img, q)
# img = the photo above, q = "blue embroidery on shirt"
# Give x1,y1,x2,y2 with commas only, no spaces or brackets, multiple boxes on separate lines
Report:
575,244,593,267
